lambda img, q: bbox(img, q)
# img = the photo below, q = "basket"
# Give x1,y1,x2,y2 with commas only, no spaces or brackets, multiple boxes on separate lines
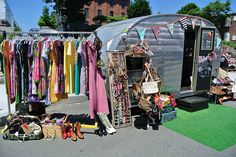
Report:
138,97,151,112
42,124,63,139
41,114,67,140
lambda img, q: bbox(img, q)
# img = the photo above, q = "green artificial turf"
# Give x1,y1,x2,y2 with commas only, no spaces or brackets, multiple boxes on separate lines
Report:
163,104,236,151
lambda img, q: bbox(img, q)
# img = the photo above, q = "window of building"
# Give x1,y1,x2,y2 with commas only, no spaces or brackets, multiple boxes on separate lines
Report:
98,0,102,6
121,1,125,9
233,16,236,21
232,35,236,41
110,11,114,16
121,12,125,17
225,17,231,27
98,9,102,16
110,0,114,7
84,8,89,17
224,32,230,41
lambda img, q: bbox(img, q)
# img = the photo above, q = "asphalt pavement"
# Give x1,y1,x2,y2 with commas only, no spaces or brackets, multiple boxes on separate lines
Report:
0,73,236,157
1,95,236,157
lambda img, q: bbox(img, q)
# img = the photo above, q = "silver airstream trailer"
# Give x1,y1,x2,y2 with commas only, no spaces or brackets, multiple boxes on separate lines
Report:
89,14,221,102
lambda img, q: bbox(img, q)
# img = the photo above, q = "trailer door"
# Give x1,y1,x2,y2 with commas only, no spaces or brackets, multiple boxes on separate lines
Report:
195,27,215,91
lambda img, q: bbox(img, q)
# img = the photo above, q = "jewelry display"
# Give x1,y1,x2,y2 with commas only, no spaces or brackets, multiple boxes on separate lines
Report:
107,51,132,128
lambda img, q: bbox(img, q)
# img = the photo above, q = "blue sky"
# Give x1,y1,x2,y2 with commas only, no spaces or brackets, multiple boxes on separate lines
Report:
7,0,236,31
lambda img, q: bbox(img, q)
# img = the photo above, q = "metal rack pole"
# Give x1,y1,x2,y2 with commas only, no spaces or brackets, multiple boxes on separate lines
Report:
8,31,93,35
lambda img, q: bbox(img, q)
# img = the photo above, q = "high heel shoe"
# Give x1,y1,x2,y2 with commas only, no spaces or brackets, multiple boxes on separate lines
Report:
75,122,84,139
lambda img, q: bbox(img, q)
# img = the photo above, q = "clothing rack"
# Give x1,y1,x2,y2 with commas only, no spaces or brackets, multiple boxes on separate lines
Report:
2,31,93,115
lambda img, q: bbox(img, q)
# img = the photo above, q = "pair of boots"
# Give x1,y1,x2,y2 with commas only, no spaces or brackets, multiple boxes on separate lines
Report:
63,122,84,141
97,113,116,134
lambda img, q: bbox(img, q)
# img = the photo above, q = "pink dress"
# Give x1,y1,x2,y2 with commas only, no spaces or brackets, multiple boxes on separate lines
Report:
86,40,109,119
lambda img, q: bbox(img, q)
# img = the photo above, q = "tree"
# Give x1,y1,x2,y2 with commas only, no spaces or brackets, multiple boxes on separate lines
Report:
93,15,128,25
176,0,232,30
177,3,202,16
201,0,231,28
43,0,91,31
127,0,151,18
13,26,21,32
222,40,236,49
38,6,56,29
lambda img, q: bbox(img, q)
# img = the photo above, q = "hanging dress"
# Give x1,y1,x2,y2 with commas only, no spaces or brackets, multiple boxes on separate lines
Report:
78,39,88,94
50,40,68,103
20,41,29,101
74,39,81,95
86,40,109,119
1,40,13,103
10,41,16,102
64,40,76,94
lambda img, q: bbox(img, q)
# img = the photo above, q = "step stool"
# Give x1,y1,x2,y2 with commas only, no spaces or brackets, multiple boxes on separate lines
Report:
177,96,209,112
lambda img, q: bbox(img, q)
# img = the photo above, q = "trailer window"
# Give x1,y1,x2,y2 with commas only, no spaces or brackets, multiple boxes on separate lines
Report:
201,30,214,50
126,56,144,71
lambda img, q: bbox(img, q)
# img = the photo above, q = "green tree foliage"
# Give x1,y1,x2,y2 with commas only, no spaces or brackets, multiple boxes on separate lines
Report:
43,0,91,30
222,40,236,49
201,0,231,28
38,6,56,29
177,0,231,29
13,26,21,32
177,3,202,16
127,0,151,18
93,15,128,24
93,15,107,24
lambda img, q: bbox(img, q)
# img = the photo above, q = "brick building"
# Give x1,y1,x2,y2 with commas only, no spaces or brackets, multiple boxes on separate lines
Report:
84,0,130,25
221,13,236,42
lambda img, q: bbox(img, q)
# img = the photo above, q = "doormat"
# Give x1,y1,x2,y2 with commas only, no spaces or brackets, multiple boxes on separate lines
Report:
163,104,236,151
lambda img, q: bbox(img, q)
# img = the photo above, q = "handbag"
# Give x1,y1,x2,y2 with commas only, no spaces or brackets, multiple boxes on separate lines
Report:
142,81,159,94
138,97,151,112
142,63,159,94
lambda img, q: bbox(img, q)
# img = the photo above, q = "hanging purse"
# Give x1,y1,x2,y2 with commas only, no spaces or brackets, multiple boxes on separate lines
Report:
138,97,151,112
142,79,159,94
141,64,159,94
